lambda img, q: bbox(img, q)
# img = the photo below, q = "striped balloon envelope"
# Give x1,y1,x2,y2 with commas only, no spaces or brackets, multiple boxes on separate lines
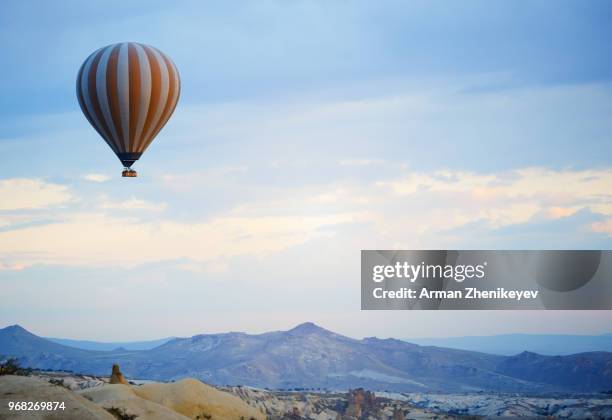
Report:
76,42,180,177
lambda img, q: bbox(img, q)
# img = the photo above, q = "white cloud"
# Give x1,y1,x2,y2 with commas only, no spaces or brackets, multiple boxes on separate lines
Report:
101,197,167,212
376,168,612,229
83,173,110,183
0,178,72,210
0,211,367,268
380,168,612,201
0,167,609,269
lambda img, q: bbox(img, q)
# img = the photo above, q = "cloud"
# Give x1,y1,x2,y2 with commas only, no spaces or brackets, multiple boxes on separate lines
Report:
0,179,72,210
0,261,25,271
0,167,609,269
100,198,167,212
592,219,612,236
376,167,612,228
230,167,612,238
379,168,612,200
83,174,110,183
0,211,366,268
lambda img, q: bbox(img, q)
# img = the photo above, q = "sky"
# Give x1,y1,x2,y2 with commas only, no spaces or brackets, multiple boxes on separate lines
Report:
1,0,611,340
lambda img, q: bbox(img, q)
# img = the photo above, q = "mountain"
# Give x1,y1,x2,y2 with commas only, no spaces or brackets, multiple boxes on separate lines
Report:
407,333,612,356
1,323,611,394
0,325,145,375
47,337,173,351
0,325,98,371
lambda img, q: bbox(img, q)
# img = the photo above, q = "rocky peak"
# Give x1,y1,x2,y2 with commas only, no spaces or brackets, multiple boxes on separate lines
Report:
2,325,28,334
0,324,39,341
287,322,329,336
515,351,543,359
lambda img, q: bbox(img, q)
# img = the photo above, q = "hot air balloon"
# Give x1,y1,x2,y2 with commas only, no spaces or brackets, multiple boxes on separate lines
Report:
76,42,180,177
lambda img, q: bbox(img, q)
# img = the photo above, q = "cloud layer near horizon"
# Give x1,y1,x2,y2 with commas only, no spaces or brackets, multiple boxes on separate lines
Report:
0,165,610,270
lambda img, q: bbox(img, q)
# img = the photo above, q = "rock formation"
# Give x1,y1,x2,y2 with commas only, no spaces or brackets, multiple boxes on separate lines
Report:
79,384,188,420
109,363,128,385
133,378,265,419
281,406,303,419
392,406,405,420
344,388,380,419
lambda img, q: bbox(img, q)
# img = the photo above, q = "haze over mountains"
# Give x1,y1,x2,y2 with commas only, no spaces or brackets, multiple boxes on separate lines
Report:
48,337,173,352
2,323,611,394
408,333,612,356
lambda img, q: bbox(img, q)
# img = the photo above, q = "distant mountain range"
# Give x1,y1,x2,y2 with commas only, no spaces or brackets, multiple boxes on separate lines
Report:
47,337,173,351
2,323,611,394
47,331,612,356
407,333,612,356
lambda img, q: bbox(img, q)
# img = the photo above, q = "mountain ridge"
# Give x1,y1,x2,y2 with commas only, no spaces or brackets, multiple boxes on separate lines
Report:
27,324,612,356
2,323,611,394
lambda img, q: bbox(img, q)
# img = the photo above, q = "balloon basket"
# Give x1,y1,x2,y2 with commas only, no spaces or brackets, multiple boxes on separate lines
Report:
122,169,137,178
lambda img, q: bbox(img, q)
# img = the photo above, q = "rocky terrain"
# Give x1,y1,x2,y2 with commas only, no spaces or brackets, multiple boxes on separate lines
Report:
402,392,612,418
0,368,264,420
0,375,113,420
2,323,612,394
226,386,450,419
0,370,447,420
2,369,611,419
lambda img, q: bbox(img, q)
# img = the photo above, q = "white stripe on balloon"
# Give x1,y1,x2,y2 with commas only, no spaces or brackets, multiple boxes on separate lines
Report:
132,43,152,152
140,45,170,152
117,43,131,151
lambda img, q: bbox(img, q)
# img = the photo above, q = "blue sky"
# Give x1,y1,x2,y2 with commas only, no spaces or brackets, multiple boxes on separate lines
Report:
0,1,611,340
